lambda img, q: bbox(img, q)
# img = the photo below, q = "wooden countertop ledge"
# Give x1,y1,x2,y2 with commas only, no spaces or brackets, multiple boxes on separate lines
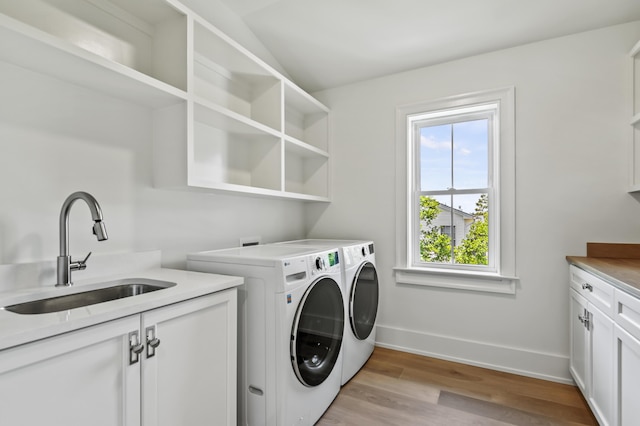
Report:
567,242,640,298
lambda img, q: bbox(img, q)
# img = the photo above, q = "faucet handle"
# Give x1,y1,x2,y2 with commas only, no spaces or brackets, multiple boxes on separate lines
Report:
80,251,92,265
71,251,92,271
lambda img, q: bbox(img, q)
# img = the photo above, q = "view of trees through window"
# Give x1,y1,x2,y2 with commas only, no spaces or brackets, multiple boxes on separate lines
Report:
420,194,488,265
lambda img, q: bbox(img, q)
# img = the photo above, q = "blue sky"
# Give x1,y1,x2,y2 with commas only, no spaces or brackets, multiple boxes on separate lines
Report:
420,119,488,213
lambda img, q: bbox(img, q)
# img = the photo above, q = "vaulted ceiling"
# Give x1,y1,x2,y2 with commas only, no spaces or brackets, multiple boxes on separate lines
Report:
218,0,640,92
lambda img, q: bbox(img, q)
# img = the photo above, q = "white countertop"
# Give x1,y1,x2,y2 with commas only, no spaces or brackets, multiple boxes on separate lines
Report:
0,268,243,351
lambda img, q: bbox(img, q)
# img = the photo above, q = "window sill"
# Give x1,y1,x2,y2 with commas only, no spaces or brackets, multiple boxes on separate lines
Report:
393,267,518,294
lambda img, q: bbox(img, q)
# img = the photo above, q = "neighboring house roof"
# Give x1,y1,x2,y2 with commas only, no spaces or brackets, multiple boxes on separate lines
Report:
437,203,475,220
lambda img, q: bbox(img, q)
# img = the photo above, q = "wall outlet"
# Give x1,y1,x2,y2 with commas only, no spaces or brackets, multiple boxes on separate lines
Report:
239,236,261,247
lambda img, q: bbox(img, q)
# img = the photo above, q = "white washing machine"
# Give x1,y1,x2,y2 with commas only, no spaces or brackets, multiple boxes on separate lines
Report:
273,240,379,385
187,244,344,426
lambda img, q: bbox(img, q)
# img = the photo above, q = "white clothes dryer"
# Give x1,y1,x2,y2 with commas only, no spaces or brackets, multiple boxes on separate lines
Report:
187,244,344,426
273,240,379,385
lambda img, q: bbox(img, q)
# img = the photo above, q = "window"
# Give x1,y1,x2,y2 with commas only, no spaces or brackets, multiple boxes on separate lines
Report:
440,225,456,247
394,88,517,293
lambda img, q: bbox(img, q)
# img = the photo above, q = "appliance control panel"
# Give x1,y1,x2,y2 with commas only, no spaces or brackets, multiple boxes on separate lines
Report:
309,250,340,275
344,242,374,266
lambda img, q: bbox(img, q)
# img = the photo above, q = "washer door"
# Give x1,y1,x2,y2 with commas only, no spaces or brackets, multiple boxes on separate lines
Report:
291,277,344,387
350,261,379,340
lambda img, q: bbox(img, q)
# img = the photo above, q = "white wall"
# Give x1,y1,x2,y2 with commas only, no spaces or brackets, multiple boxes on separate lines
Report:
0,60,305,287
308,21,640,382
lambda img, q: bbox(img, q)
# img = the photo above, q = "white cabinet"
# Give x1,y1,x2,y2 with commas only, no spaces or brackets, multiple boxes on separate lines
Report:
589,303,614,425
613,289,640,426
628,39,640,191
141,290,237,426
0,289,236,426
614,325,640,426
570,289,589,391
569,266,615,426
0,0,330,201
0,315,140,425
569,264,640,426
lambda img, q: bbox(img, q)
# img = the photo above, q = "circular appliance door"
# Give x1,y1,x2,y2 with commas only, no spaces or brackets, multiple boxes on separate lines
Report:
350,261,379,340
291,277,344,387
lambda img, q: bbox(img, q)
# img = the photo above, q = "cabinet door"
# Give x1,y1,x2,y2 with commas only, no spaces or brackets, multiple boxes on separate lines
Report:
570,289,589,393
589,303,615,426
141,289,237,426
0,316,140,426
615,324,640,426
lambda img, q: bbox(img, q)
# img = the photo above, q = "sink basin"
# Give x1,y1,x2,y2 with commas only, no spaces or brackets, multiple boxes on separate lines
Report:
3,279,176,314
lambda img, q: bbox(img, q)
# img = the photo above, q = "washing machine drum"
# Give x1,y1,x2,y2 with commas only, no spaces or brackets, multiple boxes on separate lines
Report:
350,261,379,340
291,277,344,387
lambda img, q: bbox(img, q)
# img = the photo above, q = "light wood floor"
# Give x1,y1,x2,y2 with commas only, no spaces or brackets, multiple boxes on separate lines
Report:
317,347,597,426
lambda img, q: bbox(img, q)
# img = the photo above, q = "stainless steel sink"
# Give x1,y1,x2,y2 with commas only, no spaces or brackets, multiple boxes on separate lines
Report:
3,279,176,314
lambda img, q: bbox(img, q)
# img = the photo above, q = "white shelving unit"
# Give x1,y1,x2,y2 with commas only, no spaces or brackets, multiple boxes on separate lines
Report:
629,39,640,192
0,0,331,202
0,0,189,107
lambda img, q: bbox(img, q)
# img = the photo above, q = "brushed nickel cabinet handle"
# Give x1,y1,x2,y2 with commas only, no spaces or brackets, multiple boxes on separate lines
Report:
582,283,593,292
146,326,161,358
129,331,144,364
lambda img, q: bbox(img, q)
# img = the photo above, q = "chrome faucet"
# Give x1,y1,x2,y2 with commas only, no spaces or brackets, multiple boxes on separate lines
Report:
56,191,108,287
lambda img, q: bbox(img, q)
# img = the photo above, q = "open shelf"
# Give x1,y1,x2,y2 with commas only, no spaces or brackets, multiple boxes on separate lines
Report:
284,82,329,151
193,20,281,132
0,0,188,107
189,102,281,191
284,140,329,199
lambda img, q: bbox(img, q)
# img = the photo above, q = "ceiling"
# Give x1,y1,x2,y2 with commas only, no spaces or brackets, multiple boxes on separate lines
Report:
218,0,640,92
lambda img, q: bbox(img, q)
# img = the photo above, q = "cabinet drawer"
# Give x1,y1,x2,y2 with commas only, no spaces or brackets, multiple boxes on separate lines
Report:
570,265,615,316
615,289,640,342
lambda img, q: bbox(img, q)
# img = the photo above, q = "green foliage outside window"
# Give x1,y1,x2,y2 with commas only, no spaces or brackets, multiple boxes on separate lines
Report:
419,194,488,265
419,196,451,262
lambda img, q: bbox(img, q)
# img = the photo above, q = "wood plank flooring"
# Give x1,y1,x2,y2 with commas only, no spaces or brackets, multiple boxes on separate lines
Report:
317,347,597,425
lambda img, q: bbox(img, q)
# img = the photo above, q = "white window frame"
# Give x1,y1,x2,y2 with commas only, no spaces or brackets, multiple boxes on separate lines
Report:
394,87,517,294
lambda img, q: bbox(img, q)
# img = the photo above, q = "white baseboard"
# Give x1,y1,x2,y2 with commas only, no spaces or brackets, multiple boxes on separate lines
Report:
375,324,574,385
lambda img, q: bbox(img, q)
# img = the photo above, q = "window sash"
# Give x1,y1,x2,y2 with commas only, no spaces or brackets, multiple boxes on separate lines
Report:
408,106,498,272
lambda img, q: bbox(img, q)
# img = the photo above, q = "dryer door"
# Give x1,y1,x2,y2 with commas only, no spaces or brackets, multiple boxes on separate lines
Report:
291,277,344,387
350,262,379,340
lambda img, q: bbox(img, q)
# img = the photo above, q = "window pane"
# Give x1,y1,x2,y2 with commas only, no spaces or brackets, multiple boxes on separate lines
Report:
452,193,489,266
452,119,488,189
419,124,451,191
418,194,489,266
